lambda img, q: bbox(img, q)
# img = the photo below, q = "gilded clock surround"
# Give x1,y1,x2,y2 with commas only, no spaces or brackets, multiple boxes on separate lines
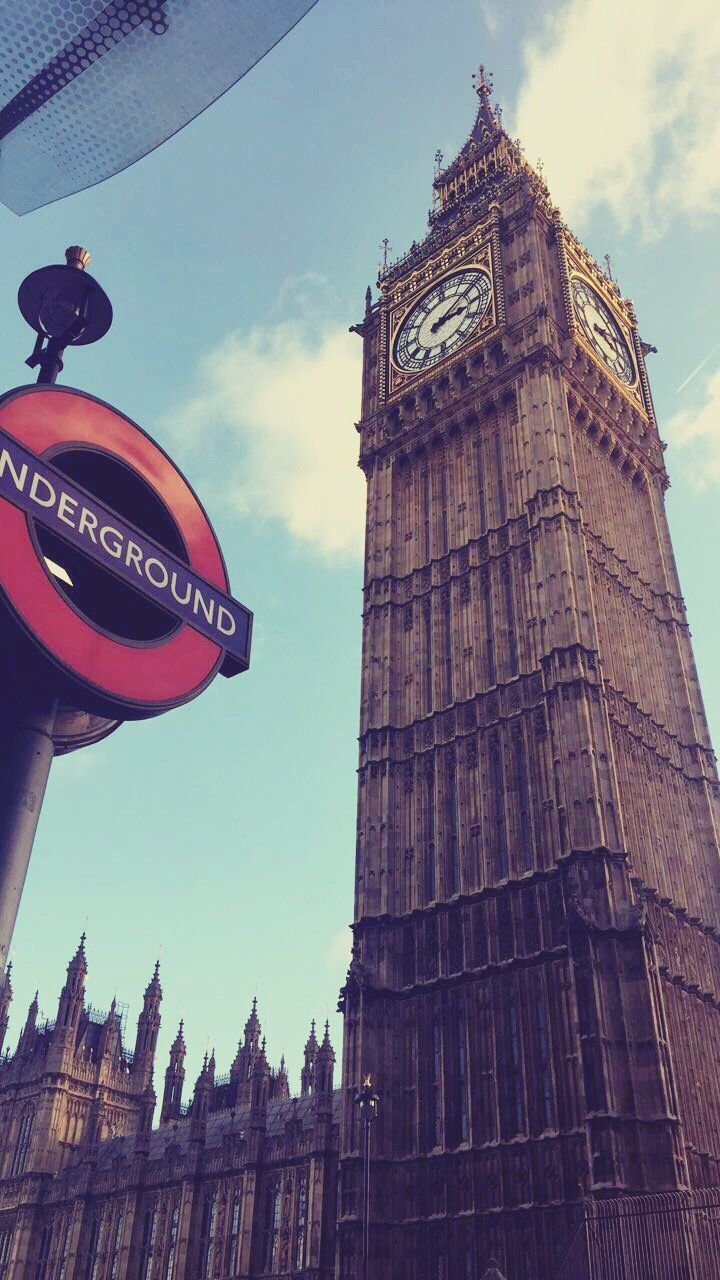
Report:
562,240,646,412
383,224,502,400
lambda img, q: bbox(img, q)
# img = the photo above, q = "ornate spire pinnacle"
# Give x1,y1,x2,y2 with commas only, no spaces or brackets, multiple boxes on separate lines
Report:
70,931,88,973
172,1019,185,1052
244,995,261,1045
472,63,493,99
144,958,162,1000
305,1018,318,1055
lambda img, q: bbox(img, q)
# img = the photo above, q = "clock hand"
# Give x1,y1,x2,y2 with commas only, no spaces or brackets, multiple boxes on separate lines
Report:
593,321,617,347
430,304,466,334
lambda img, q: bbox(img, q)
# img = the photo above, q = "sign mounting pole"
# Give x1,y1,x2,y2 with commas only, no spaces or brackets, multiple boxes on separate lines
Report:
0,247,107,970
0,249,252,972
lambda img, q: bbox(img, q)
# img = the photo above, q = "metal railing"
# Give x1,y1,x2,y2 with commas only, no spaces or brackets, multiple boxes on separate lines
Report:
555,1189,720,1280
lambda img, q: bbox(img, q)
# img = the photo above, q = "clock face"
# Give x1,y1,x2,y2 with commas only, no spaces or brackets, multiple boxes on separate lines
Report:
393,268,492,372
571,277,635,385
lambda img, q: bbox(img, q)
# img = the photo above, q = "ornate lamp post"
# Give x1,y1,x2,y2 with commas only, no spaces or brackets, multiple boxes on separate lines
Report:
354,1074,379,1280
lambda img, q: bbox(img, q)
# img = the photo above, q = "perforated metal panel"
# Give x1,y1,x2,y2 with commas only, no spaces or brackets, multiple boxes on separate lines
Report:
0,0,318,213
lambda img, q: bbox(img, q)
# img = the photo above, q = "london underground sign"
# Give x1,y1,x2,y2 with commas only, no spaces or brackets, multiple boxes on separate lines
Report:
0,384,252,719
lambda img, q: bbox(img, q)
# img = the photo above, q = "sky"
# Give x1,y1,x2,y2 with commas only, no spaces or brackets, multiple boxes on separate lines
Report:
1,0,720,1102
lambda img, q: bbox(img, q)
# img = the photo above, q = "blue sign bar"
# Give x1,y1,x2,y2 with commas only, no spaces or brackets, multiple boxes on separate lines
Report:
0,426,251,669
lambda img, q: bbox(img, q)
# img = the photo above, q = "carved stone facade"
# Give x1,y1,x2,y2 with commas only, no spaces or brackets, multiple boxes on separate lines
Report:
0,945,338,1278
337,72,720,1280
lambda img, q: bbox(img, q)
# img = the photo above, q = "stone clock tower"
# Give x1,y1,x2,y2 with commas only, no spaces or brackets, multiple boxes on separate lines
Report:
338,70,720,1280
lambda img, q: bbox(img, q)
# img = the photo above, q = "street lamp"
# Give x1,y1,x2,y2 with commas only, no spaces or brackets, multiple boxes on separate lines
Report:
18,246,112,384
354,1073,379,1280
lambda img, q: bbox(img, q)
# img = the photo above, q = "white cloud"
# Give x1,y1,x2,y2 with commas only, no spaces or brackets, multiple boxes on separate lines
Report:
327,928,352,975
666,364,720,487
166,318,364,561
55,745,107,783
514,0,720,235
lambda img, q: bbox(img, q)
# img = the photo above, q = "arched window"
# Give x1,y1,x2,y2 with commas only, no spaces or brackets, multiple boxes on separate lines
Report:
294,1171,308,1270
0,1225,13,1280
262,1179,281,1273
37,1220,54,1280
11,1109,33,1176
82,1214,100,1280
109,1206,124,1280
165,1203,180,1280
139,1206,157,1280
226,1194,241,1275
199,1190,217,1278
56,1216,71,1280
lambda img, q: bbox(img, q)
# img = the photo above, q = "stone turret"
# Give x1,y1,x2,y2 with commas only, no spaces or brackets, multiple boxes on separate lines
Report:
132,960,162,1086
301,1018,318,1095
161,1019,186,1123
51,933,87,1062
18,991,38,1055
250,1038,270,1129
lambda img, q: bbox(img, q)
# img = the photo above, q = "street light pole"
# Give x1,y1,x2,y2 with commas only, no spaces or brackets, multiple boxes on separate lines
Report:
354,1074,379,1280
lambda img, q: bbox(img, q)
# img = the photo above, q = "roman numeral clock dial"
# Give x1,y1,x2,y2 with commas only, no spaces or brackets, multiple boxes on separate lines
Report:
571,276,636,386
393,268,492,373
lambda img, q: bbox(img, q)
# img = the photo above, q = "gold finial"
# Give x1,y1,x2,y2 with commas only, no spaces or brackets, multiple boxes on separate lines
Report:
65,246,90,271
472,65,493,98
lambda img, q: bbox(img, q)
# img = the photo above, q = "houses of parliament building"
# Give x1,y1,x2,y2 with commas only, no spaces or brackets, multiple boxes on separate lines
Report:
0,67,719,1280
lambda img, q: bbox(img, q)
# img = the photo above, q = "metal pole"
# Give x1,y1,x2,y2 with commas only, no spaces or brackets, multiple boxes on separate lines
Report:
0,695,58,972
362,1109,371,1280
36,337,65,384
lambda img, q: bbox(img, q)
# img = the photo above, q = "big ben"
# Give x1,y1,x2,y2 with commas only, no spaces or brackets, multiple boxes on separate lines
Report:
338,69,720,1280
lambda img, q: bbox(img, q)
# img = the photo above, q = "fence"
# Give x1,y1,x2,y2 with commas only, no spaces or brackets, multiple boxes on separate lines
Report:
555,1189,720,1280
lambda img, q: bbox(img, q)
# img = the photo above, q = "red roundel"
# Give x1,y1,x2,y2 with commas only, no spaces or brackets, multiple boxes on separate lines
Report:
0,385,228,716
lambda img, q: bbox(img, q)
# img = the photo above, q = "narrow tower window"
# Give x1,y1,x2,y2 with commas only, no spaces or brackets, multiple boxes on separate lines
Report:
490,740,508,879
473,437,487,533
457,998,470,1144
500,982,525,1138
534,984,556,1131
442,592,453,706
494,432,507,524
439,455,449,555
446,755,459,895
514,728,533,872
421,467,431,562
425,771,436,902
424,599,433,712
483,580,496,687
109,1207,124,1280
504,571,518,676
427,1004,442,1149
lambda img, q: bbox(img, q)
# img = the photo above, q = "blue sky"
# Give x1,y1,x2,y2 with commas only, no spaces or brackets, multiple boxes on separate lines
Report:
1,0,719,1099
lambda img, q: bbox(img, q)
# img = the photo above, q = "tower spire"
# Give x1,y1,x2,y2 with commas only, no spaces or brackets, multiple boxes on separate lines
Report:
132,958,162,1085
161,1018,186,1123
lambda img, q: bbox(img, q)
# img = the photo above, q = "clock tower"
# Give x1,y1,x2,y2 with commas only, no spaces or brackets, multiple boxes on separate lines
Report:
338,69,720,1279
